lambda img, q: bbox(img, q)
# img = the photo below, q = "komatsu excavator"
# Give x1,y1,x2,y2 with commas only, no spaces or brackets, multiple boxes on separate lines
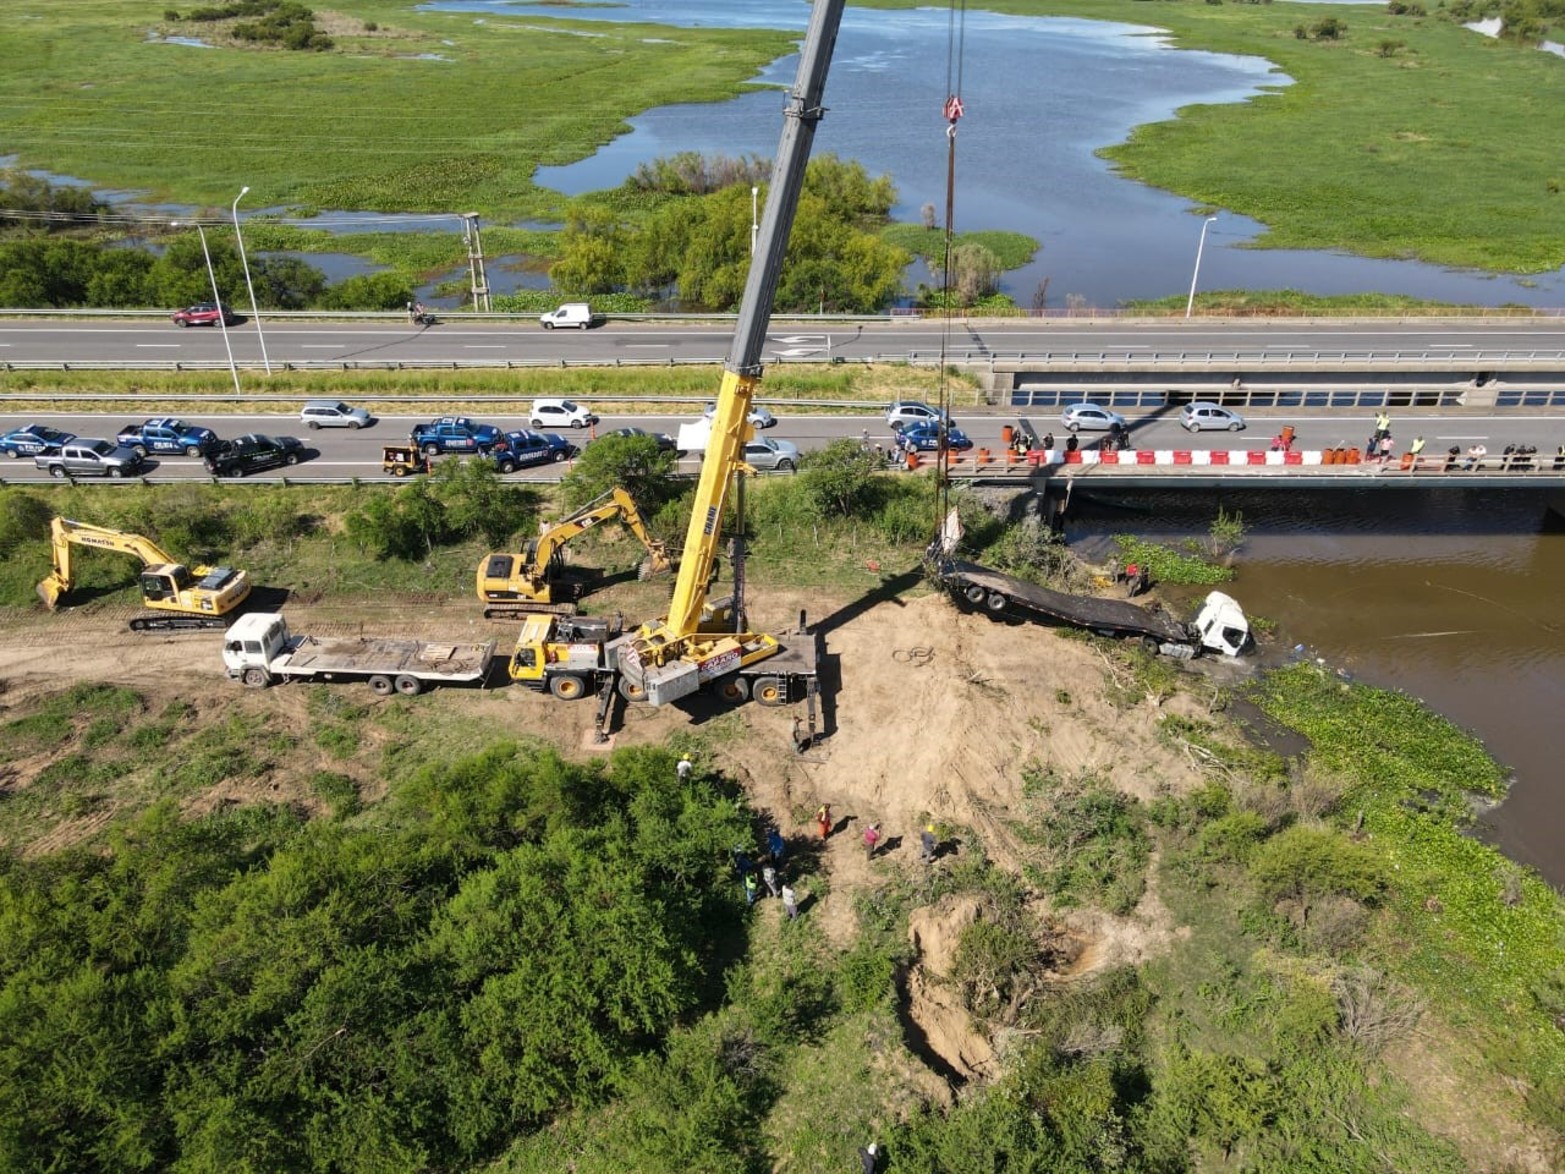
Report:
475,486,672,618
616,0,842,707
36,516,252,631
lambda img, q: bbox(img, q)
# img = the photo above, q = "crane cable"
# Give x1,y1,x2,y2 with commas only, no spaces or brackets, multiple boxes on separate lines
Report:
933,0,967,547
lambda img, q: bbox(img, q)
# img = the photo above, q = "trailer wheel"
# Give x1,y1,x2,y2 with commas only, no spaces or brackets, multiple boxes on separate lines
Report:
1140,635,1160,654
368,675,394,696
394,674,423,696
618,676,648,703
986,591,1008,612
753,677,787,707
549,673,586,700
714,677,749,703
964,584,986,605
241,667,270,688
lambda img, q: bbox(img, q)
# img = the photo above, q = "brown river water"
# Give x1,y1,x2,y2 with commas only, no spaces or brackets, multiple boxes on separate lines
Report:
1069,486,1565,886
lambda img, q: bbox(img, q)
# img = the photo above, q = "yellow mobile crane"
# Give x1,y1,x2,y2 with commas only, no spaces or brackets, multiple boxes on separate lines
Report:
475,487,673,618
615,0,841,709
37,516,252,631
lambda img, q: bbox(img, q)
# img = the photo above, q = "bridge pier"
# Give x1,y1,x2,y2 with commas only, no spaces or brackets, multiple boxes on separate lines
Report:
1547,491,1565,525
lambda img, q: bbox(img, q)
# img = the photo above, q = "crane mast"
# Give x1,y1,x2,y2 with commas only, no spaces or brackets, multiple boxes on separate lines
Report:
622,0,845,703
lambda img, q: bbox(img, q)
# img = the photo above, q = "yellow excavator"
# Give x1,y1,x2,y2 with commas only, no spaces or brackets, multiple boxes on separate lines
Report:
476,486,672,619
37,516,252,631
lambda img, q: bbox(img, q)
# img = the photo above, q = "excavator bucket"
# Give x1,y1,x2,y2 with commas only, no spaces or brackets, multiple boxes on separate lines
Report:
36,573,66,610
637,547,675,580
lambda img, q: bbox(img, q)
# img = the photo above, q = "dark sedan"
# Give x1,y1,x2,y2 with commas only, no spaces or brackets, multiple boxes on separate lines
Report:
899,424,974,452
598,426,677,453
204,433,305,477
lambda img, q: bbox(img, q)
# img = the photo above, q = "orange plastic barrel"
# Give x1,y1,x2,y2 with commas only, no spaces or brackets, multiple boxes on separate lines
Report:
1001,425,1014,446
1346,447,1361,464
906,450,919,470
1400,452,1414,470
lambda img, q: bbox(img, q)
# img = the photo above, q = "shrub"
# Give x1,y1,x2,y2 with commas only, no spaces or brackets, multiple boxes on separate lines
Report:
798,438,880,518
1249,824,1386,907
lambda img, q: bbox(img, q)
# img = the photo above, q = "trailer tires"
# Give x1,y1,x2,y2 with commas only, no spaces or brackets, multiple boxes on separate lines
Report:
986,591,1008,613
368,675,394,696
549,673,587,700
714,677,749,703
394,674,423,696
964,584,986,605
1140,636,1160,654
618,676,648,703
753,676,787,707
241,667,270,688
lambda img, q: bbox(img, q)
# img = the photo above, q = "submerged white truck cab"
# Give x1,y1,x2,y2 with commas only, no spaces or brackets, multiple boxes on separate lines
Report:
223,612,495,695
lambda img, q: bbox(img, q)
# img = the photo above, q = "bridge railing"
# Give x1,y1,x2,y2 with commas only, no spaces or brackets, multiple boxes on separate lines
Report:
901,446,1565,479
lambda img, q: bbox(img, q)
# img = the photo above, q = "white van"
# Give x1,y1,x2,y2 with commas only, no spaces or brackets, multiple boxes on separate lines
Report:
539,303,594,330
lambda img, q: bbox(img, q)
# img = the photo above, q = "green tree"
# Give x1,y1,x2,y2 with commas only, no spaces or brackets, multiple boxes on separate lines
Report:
798,437,881,518
431,458,540,546
560,432,679,513
1249,824,1386,909
549,205,629,295
250,255,327,309
317,271,414,311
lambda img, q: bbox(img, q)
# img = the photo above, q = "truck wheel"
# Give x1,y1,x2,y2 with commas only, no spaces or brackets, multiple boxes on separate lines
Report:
552,449,569,462
1140,635,1161,654
423,443,440,457
986,591,1008,612
49,465,65,478
394,674,423,696
496,459,516,474
109,467,125,479
715,677,749,703
617,676,648,703
753,677,786,707
542,321,554,329
368,675,394,696
130,444,148,457
549,673,586,700
185,444,203,457
285,452,299,466
964,584,986,605
241,667,270,688
392,465,407,477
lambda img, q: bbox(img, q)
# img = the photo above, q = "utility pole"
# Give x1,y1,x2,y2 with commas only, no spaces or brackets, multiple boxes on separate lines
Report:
462,213,490,312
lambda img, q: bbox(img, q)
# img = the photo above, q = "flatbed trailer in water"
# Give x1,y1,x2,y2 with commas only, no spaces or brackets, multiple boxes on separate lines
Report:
934,559,1249,657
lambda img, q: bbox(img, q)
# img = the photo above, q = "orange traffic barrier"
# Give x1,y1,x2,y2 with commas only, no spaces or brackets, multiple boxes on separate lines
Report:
1346,447,1361,465
1001,425,1014,446
977,447,991,465
1400,452,1414,470
906,450,919,470
1210,450,1230,465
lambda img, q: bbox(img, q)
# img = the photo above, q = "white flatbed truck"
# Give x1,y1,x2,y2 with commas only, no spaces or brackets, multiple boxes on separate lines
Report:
223,612,496,695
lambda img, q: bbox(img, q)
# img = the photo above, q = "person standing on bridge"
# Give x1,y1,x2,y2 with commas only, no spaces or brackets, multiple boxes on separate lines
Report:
1408,436,1426,466
1374,410,1391,442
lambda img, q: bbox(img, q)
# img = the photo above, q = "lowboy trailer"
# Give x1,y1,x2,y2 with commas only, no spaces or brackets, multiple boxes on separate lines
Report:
224,612,496,694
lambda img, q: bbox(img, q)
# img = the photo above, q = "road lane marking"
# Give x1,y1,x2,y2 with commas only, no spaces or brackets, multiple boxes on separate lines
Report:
299,344,341,349
135,344,181,348
463,345,506,349
624,343,670,348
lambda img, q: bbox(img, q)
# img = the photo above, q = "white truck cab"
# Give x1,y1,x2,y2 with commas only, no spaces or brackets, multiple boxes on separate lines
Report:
223,612,291,679
1191,592,1251,657
539,303,594,330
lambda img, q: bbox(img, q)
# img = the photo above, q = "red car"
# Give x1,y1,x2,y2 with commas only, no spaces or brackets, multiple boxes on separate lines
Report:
171,302,237,327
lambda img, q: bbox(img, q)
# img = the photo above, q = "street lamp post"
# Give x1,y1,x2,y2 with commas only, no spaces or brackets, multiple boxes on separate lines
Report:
172,220,242,396
231,187,271,375
750,185,759,257
1185,215,1218,319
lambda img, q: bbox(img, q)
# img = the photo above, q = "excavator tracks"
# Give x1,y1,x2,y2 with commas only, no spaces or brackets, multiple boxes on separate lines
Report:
129,613,231,633
482,601,579,621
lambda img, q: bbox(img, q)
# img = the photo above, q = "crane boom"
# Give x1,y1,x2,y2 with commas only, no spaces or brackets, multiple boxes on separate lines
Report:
623,0,845,703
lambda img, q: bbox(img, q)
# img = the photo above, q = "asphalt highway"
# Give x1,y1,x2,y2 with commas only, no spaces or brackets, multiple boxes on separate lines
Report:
5,318,1565,366
1,408,1557,484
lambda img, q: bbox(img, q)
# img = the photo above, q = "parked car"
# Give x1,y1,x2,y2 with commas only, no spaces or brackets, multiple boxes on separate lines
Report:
116,417,220,457
1061,403,1127,432
0,423,74,458
538,302,595,330
204,434,304,477
409,416,505,455
498,429,577,466
742,437,801,472
34,439,145,479
529,398,598,429
1178,403,1247,432
600,426,677,452
170,302,237,327
899,424,974,453
704,402,777,429
301,399,374,430
885,400,947,431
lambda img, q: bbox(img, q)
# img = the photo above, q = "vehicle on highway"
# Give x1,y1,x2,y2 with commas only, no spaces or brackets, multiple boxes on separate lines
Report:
301,400,374,430
204,434,304,477
529,398,598,429
538,302,595,330
116,417,220,458
1061,403,1127,432
34,438,145,479
1179,403,1247,432
170,302,237,327
704,402,777,429
599,426,677,452
742,437,800,472
409,416,505,455
498,429,577,466
899,423,974,453
885,400,946,431
0,423,74,459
